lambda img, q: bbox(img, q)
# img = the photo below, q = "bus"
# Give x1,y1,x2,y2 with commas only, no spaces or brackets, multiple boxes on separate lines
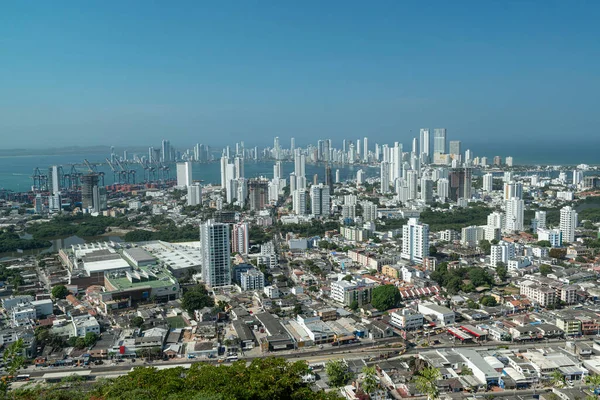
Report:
225,355,238,362
16,374,30,381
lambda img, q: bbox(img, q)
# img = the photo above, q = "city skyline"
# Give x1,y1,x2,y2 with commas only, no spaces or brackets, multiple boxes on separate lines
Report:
2,2,600,148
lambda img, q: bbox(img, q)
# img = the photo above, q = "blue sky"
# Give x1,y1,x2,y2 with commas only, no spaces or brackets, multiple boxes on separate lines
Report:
1,1,599,150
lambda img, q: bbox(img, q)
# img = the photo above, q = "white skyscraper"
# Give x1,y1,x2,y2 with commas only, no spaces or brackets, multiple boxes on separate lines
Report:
437,178,449,202
293,190,306,215
363,137,369,162
401,218,429,264
483,173,494,192
465,149,473,164
504,182,523,200
505,198,524,232
335,169,340,183
572,170,583,185
533,210,547,231
433,128,447,155
234,156,244,179
187,183,202,206
176,161,192,188
490,241,516,267
407,170,419,200
200,220,231,288
232,222,249,255
560,206,578,243
220,156,228,188
273,161,282,181
294,150,306,178
310,184,331,216
380,161,390,193
356,169,365,186
419,129,430,162
50,165,60,195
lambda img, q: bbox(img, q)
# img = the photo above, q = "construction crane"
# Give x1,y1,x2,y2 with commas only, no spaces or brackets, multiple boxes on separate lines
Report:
83,159,105,186
31,167,48,193
105,158,120,184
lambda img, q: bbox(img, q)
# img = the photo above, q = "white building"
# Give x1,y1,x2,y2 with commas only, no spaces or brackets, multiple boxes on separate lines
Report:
401,218,429,265
380,161,390,193
240,269,265,291
361,201,378,222
537,228,562,248
437,178,449,202
490,241,516,267
421,179,433,204
330,278,375,307
461,226,484,247
71,315,101,337
483,173,493,192
532,210,547,231
200,220,231,288
417,302,455,326
292,189,307,216
505,197,524,232
187,183,202,206
559,206,578,243
176,161,192,188
391,308,424,330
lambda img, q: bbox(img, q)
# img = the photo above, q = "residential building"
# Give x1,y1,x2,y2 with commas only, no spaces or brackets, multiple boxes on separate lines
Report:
417,303,455,326
391,308,424,330
200,220,231,288
490,241,516,267
401,218,429,264
505,197,524,232
559,206,578,243
240,269,265,291
71,315,101,337
231,222,249,255
176,161,192,188
461,226,484,247
331,279,375,307
310,184,331,216
187,183,202,206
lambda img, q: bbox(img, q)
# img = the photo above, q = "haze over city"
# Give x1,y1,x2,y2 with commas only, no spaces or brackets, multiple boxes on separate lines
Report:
2,1,600,149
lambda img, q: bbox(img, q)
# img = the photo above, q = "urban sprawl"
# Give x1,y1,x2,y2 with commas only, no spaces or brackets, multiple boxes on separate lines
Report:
1,129,600,400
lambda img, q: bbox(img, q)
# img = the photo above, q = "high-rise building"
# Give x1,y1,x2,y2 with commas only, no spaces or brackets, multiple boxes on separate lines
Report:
505,156,514,167
401,218,429,264
310,184,331,216
290,137,295,153
380,161,390,193
220,156,228,189
81,174,100,211
232,222,249,255
464,149,473,164
419,129,430,162
325,165,333,194
234,156,244,179
532,210,547,231
560,206,578,243
294,150,305,177
50,165,61,195
176,161,192,188
187,183,202,206
448,168,472,201
161,139,171,162
449,141,461,158
356,169,365,186
572,170,583,186
273,137,281,160
293,190,306,215
407,170,418,200
437,178,449,202
433,128,447,155
420,178,433,204
490,241,516,267
493,156,502,166
483,173,494,192
361,201,378,222
200,220,231,288
505,198,524,232
363,137,369,162
335,169,340,183
248,179,268,211
503,182,523,200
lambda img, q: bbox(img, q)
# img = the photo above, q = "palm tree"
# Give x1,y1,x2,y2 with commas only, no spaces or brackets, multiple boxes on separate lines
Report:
549,370,565,388
361,366,378,395
414,366,441,400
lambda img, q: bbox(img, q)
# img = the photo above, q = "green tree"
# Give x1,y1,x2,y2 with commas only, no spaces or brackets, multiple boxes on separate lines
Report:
51,284,69,299
536,240,551,248
181,285,214,314
549,370,565,388
539,264,553,276
84,332,98,347
414,366,441,400
349,300,359,311
361,366,379,395
460,366,473,376
131,316,145,328
467,268,492,287
549,248,567,259
342,274,353,281
480,295,498,307
479,240,491,255
429,245,438,256
325,360,353,388
1,338,25,394
371,285,401,311
495,263,508,281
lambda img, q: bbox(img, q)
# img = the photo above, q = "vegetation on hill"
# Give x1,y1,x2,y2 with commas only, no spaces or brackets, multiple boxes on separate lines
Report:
430,262,494,294
419,204,491,232
9,358,342,400
26,214,136,240
0,229,50,253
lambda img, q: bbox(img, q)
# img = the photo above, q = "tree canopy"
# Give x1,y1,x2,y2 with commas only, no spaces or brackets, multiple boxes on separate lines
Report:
371,284,401,311
10,358,343,400
51,284,69,299
181,285,215,314
325,360,353,388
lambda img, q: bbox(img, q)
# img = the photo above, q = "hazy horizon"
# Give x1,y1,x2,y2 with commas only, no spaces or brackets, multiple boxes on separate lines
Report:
2,2,599,149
